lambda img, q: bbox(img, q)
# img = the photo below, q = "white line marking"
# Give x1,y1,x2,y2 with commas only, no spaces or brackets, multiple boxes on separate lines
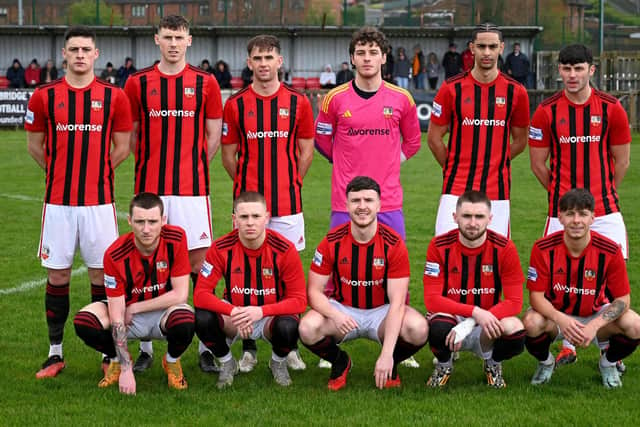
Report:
0,193,41,202
0,266,88,296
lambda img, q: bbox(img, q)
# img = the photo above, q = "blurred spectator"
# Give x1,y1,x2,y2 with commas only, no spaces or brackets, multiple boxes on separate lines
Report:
40,59,58,84
426,52,442,90
505,42,530,87
6,58,25,88
393,48,410,89
382,45,394,83
99,61,117,85
213,60,232,89
461,40,474,72
336,61,354,85
117,56,136,87
412,44,425,89
61,60,67,76
241,65,253,88
24,58,41,88
200,59,213,73
442,43,463,79
319,64,336,89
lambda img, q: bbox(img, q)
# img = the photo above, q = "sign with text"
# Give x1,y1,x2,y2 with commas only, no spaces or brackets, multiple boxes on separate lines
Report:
0,89,33,127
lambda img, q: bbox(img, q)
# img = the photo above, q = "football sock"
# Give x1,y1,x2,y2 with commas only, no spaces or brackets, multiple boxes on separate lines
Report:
165,353,178,363
219,352,233,363
392,337,424,369
90,283,106,303
604,334,640,364
198,341,210,354
73,310,116,358
165,309,195,359
195,308,229,358
270,315,299,358
491,329,526,362
428,315,456,363
525,332,553,362
45,282,70,345
561,339,576,351
304,336,340,363
330,350,350,379
140,341,153,354
271,351,286,363
48,343,63,358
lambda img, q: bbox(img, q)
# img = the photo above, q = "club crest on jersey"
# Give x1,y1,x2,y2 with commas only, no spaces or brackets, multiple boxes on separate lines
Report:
200,260,213,278
184,87,195,97
156,260,167,273
591,115,601,126
279,107,289,117
383,106,393,117
373,258,385,268
495,97,506,107
41,245,50,260
104,274,117,289
424,261,440,277
527,266,538,281
91,100,103,111
584,269,596,280
262,267,273,278
313,250,323,266
482,265,493,275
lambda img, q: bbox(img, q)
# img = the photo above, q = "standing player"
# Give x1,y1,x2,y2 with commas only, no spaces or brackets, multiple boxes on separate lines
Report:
528,44,632,367
124,15,223,373
423,191,525,389
427,23,530,237
73,193,195,394
193,192,307,388
221,34,313,372
523,189,640,388
299,177,428,390
25,26,132,378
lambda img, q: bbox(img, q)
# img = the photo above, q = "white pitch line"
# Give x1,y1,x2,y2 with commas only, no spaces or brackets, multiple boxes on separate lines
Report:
0,193,42,202
0,266,88,296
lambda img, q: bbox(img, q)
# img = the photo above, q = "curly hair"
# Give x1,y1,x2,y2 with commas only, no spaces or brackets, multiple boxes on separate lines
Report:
349,27,389,56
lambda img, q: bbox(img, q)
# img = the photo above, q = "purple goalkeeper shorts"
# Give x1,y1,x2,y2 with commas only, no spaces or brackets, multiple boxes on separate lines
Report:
329,209,406,240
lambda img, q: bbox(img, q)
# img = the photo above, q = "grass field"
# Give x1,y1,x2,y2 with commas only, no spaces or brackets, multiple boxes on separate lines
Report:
1,129,640,426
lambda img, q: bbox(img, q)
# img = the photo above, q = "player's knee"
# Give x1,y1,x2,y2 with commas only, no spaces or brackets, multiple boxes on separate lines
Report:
298,312,321,344
501,316,525,335
522,309,545,334
270,316,300,357
402,311,429,345
195,308,223,338
48,269,71,284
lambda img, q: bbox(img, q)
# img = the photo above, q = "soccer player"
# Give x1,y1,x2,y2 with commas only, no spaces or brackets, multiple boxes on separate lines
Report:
523,189,640,389
221,34,313,372
528,44,632,367
427,23,530,237
193,192,307,389
124,15,223,373
73,193,195,394
423,190,525,389
25,26,132,379
299,176,428,390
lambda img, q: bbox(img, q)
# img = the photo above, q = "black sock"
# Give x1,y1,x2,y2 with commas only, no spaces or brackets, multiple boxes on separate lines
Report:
195,308,229,358
45,282,70,344
605,334,640,363
269,316,299,358
304,336,340,362
392,337,424,376
73,310,116,358
90,283,106,303
165,309,195,358
525,332,553,362
492,329,526,362
243,339,257,353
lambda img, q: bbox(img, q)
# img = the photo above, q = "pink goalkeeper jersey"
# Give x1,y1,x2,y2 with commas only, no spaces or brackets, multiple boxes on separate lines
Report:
314,81,421,212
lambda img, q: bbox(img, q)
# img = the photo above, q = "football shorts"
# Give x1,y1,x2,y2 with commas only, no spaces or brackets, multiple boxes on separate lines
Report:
160,195,212,250
268,212,306,251
329,299,390,344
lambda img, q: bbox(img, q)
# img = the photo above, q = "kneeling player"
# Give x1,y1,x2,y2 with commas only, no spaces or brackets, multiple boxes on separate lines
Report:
74,193,195,395
299,176,428,390
193,192,307,389
424,191,525,389
524,188,640,388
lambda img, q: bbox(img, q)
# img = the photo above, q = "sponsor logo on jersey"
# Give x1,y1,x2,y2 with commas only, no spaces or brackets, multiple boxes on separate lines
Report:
25,108,34,124
496,97,506,106
424,261,440,277
432,101,442,118
347,127,390,136
200,260,213,278
104,274,117,289
56,123,103,132
559,135,601,144
156,260,167,273
553,282,596,295
316,121,333,135
262,267,273,278
342,110,352,118
313,250,323,266
529,126,543,141
246,130,289,139
132,282,166,294
462,117,506,127
584,269,596,280
231,286,276,296
448,287,496,296
527,266,538,281
148,109,195,118
222,122,228,136
91,100,103,111
373,257,385,268
482,265,493,274
340,276,384,287
383,106,393,117
184,87,195,97
591,115,601,125
279,107,289,117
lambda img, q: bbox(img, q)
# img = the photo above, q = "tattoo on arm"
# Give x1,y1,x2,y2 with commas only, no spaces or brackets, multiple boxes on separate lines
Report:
601,300,627,322
111,322,132,369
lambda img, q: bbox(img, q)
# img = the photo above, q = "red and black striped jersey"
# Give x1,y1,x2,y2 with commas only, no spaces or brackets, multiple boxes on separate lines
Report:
194,229,307,316
103,225,191,305
529,89,631,217
431,72,530,200
25,77,132,206
124,64,222,196
310,223,410,309
221,83,314,217
423,229,524,318
527,230,629,317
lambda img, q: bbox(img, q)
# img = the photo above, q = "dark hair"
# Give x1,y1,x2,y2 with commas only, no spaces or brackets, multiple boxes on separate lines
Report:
106,62,113,68
64,26,96,43
513,42,521,47
157,15,190,33
456,190,491,210
471,22,503,42
247,35,281,55
349,26,389,56
346,176,381,197
233,191,266,212
558,44,593,65
129,192,164,216
559,188,595,213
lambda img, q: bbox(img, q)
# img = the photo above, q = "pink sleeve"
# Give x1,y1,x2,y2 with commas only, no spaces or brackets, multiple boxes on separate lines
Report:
399,99,422,160
314,101,336,162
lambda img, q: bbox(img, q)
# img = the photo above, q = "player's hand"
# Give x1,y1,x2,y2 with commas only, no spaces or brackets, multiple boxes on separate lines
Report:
557,314,585,345
374,352,394,389
445,330,463,352
230,306,263,330
577,322,597,348
119,367,136,395
124,306,135,326
330,312,358,336
237,324,253,340
472,307,503,340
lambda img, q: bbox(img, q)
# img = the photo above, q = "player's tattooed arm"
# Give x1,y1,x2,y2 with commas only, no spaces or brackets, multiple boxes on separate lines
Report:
601,299,627,322
111,322,132,369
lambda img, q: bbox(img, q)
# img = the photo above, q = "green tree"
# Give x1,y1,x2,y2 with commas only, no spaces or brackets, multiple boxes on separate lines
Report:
304,0,338,26
67,0,125,26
